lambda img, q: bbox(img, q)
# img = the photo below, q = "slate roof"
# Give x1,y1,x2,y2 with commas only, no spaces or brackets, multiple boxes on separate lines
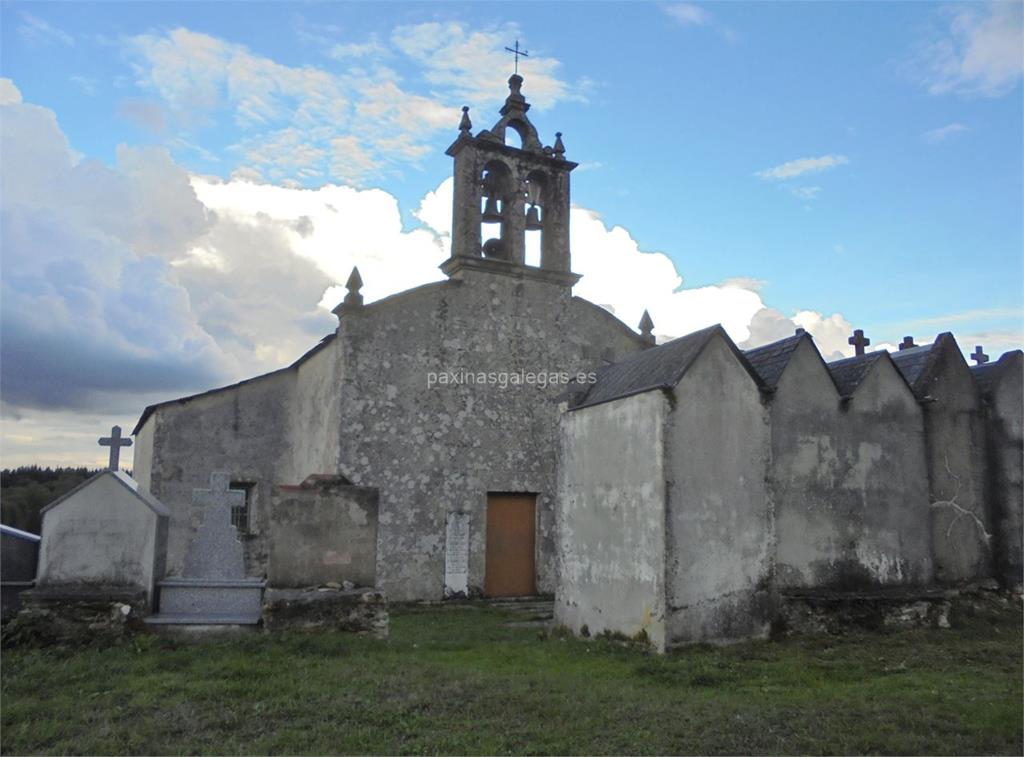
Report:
40,470,170,517
133,333,337,435
889,342,939,396
572,324,762,410
826,351,888,397
743,333,806,388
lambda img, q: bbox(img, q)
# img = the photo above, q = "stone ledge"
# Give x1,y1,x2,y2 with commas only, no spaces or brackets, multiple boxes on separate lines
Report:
3,586,148,648
263,586,389,638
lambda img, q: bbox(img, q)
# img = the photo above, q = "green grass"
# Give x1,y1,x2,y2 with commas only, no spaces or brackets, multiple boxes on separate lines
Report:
2,601,1021,755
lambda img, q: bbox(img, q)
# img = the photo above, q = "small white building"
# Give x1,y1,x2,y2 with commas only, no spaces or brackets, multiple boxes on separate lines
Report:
37,470,170,607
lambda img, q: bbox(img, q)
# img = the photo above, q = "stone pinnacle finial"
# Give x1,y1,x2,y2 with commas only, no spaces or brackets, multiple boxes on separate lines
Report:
795,327,806,336
345,266,364,307
458,106,472,135
553,132,565,160
639,309,655,348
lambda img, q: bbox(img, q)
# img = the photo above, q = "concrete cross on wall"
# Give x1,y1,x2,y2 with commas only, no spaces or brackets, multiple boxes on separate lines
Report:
971,345,990,365
98,425,133,471
899,336,916,351
848,329,871,356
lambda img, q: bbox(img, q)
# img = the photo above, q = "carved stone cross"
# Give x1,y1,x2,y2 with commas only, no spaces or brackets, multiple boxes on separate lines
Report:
971,345,990,365
899,336,916,351
848,329,871,356
98,425,133,471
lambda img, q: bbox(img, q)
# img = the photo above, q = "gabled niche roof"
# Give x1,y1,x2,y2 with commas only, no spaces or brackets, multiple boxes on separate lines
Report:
889,333,962,399
972,350,1024,396
40,470,170,518
572,324,763,410
743,333,806,388
826,351,888,397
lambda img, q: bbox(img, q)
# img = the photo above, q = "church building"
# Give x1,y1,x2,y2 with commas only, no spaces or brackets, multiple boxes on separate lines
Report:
132,74,1022,643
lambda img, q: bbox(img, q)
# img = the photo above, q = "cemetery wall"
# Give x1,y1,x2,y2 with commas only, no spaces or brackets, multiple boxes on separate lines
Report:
335,269,645,601
918,349,992,583
986,355,1024,588
555,390,668,650
269,476,379,588
285,337,344,484
663,335,773,644
774,357,933,590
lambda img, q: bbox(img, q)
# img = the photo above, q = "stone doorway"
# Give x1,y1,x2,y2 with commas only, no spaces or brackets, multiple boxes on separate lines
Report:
484,493,537,597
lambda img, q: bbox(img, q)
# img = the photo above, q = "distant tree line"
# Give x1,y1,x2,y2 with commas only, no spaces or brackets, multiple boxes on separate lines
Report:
1,466,107,534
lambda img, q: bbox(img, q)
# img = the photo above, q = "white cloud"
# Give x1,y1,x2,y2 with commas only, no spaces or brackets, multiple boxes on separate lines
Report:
18,12,74,46
390,22,582,111
922,122,968,143
791,186,822,200
910,2,1023,98
663,3,712,27
125,25,580,186
756,155,849,181
0,78,23,105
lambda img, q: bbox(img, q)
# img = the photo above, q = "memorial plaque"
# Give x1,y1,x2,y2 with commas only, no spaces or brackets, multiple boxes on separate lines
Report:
444,511,470,597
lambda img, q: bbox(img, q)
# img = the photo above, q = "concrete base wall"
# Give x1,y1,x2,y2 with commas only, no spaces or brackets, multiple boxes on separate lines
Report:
269,476,379,589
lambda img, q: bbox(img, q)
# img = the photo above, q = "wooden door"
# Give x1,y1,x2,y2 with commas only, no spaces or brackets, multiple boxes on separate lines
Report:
484,493,537,597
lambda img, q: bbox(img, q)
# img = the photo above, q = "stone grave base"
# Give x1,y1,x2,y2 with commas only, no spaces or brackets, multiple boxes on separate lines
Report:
262,586,389,638
147,577,265,625
2,585,147,647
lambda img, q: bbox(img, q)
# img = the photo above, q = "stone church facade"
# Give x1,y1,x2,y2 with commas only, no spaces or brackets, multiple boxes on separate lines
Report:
133,75,647,601
133,75,1022,635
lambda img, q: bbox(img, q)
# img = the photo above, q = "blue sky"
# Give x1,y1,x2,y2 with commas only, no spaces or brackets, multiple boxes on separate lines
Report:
1,1,1022,465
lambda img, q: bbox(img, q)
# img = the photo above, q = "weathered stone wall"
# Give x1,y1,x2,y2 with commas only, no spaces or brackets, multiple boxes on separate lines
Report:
37,473,168,605
137,268,644,599
269,476,379,589
984,354,1024,589
335,270,644,600
663,335,773,644
918,348,992,583
554,391,668,650
136,369,294,577
771,350,934,589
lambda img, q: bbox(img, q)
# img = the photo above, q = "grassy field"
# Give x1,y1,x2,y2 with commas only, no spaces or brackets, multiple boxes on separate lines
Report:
2,600,1021,755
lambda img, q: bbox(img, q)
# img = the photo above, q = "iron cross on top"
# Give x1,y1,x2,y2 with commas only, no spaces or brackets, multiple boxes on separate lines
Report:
98,424,133,470
504,40,529,74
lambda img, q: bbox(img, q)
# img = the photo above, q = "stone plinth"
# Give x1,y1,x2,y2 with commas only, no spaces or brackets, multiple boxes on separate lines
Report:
262,587,388,638
148,472,265,626
3,586,147,647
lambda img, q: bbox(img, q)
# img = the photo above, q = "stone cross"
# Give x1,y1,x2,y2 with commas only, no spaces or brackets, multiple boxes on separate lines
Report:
899,336,916,351
848,329,871,356
971,345,990,365
183,472,247,580
98,425,133,471
504,39,529,75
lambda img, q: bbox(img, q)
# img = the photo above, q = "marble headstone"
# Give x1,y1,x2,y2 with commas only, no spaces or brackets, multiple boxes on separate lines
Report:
444,510,470,598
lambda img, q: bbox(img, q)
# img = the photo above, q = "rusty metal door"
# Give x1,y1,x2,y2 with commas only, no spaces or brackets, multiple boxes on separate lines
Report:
484,493,537,597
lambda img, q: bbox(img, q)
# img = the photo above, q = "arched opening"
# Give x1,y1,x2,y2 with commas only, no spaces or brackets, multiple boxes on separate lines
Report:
480,161,513,259
524,171,546,267
504,121,525,150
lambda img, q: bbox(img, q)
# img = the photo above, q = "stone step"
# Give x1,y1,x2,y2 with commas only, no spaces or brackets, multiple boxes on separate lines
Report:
144,612,261,625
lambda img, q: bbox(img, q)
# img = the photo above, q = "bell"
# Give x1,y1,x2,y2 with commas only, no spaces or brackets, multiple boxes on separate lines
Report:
525,204,543,230
482,196,502,223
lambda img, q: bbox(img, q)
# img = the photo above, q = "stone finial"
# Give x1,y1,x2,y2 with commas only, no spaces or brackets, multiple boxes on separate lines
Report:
332,266,364,321
344,266,364,307
458,106,472,135
795,327,806,336
639,310,655,348
899,336,916,351
848,329,870,356
98,425,133,471
553,132,565,160
971,345,990,365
